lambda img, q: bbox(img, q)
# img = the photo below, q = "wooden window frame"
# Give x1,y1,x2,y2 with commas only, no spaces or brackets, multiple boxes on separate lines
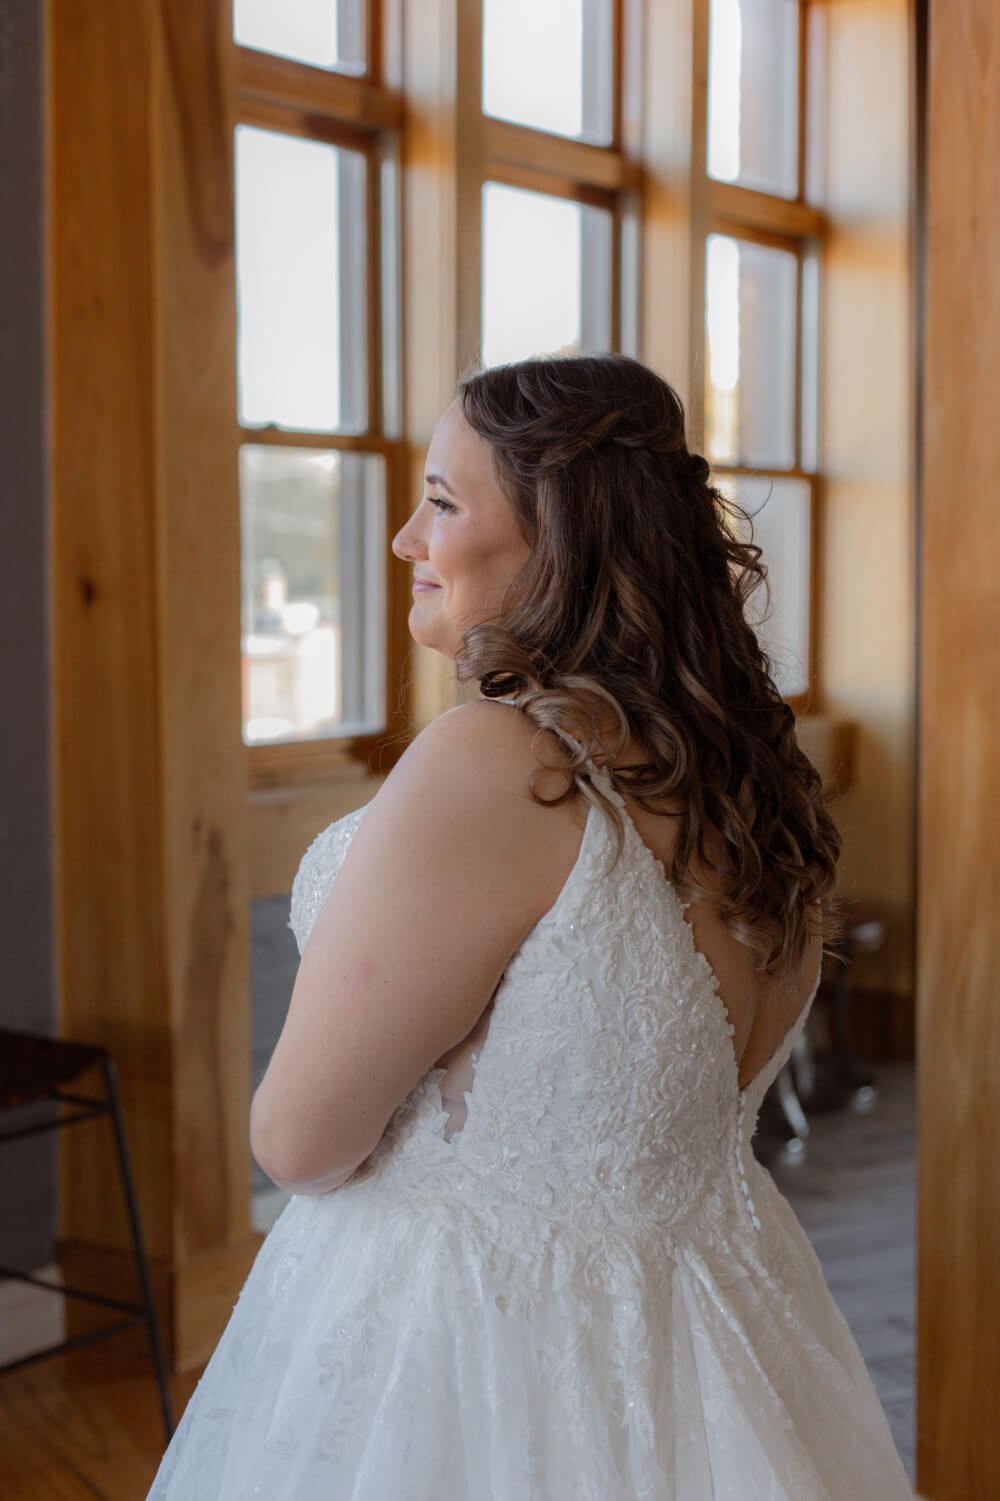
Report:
693,0,829,716
235,30,410,791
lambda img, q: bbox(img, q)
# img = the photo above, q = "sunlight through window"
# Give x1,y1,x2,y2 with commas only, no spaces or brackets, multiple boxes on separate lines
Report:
482,0,613,144
234,0,366,75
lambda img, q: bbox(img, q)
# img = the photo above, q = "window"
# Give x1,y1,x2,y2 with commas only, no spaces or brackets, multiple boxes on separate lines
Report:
233,1,403,778
482,0,614,145
705,232,798,471
236,127,368,434
234,0,367,76
240,446,386,743
477,0,637,368
482,183,613,366
702,0,825,705
707,0,799,198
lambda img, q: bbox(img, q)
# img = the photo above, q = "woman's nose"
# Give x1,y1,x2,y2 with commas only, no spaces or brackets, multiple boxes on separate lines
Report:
391,510,426,562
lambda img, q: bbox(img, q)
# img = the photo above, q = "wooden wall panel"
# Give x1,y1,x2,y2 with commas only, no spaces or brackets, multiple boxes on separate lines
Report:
917,1,1000,1495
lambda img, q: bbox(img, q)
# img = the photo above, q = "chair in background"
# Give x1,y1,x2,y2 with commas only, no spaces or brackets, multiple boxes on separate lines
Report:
0,1028,174,1442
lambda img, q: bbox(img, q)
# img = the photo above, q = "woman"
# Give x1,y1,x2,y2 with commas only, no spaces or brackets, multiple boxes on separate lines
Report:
149,354,912,1498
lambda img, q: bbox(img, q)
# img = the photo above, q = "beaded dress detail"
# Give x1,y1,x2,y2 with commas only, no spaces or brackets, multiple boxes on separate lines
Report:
148,704,912,1500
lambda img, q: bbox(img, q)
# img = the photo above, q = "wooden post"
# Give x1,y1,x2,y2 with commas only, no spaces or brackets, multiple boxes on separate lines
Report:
48,0,256,1370
917,0,1000,1493
638,0,695,406
400,0,486,722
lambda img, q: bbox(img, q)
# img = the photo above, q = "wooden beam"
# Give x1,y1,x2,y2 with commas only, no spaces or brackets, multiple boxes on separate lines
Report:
484,118,641,193
237,46,404,131
237,428,397,454
639,0,695,403
709,179,827,241
917,1,1000,1494
398,0,486,725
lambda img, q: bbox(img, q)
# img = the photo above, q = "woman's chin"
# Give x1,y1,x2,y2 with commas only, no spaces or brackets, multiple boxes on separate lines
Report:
407,608,443,655
407,624,457,661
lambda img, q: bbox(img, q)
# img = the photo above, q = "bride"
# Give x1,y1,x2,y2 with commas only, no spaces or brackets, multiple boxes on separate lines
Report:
149,352,913,1498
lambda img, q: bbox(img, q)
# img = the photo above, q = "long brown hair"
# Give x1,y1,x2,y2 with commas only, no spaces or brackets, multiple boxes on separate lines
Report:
456,353,845,990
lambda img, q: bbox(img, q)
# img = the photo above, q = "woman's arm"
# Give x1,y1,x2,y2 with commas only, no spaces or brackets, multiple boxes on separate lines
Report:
249,702,577,1195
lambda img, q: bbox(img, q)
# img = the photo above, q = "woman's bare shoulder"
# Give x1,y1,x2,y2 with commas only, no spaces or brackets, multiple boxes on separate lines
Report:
370,700,589,915
407,699,584,808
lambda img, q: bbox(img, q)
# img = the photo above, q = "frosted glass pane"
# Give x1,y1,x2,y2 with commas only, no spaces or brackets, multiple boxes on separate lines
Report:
241,446,385,742
234,0,365,75
482,183,612,367
482,0,613,145
705,234,798,469
236,126,367,433
720,475,811,698
708,0,799,198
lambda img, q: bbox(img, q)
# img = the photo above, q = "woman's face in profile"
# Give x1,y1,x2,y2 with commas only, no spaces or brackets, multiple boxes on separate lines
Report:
392,401,532,659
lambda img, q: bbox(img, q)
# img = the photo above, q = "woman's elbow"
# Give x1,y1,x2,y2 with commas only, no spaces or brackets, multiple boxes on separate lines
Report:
249,1089,363,1195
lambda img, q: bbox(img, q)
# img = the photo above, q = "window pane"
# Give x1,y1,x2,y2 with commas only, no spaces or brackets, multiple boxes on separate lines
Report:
234,0,366,75
236,125,367,434
719,475,811,698
482,183,612,367
707,0,799,198
241,446,385,743
482,0,614,145
705,234,798,469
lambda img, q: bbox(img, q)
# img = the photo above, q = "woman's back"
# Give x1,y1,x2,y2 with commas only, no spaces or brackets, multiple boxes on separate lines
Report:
614,760,825,1093
437,700,824,1120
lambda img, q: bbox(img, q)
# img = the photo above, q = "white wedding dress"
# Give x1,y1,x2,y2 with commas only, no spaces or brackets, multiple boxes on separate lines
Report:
148,708,913,1500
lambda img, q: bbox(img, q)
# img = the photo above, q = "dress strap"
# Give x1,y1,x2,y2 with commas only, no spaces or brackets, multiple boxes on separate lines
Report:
489,696,596,774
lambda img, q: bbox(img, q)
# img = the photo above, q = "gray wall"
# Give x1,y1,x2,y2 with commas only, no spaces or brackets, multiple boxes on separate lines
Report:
0,0,57,1270
251,895,300,1194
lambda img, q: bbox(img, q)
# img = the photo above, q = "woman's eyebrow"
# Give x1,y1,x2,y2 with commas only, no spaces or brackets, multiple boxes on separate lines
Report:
424,472,455,494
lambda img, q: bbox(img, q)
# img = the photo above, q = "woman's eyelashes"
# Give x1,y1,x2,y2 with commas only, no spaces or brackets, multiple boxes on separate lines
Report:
426,495,457,514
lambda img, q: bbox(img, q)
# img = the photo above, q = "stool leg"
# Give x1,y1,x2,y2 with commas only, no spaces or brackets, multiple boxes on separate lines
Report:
790,1031,815,1101
775,1062,810,1144
102,1056,175,1443
830,957,876,1095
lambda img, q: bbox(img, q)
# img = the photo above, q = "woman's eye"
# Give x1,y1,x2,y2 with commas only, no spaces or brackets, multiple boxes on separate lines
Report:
426,495,455,514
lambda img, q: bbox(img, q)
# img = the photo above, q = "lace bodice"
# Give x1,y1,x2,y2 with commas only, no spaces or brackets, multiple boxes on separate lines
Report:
286,716,820,1295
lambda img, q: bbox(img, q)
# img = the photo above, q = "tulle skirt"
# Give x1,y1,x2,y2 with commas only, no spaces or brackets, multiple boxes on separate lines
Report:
147,1164,913,1501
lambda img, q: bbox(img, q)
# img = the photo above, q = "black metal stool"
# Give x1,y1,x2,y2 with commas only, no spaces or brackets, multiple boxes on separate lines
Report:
0,1028,174,1442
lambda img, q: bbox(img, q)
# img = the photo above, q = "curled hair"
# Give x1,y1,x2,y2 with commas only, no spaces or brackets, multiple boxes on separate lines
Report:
456,353,845,992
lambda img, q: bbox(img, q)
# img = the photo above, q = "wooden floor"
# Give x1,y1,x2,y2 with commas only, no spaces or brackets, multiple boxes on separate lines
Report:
0,1063,916,1498
763,1060,917,1484
0,1332,200,1499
